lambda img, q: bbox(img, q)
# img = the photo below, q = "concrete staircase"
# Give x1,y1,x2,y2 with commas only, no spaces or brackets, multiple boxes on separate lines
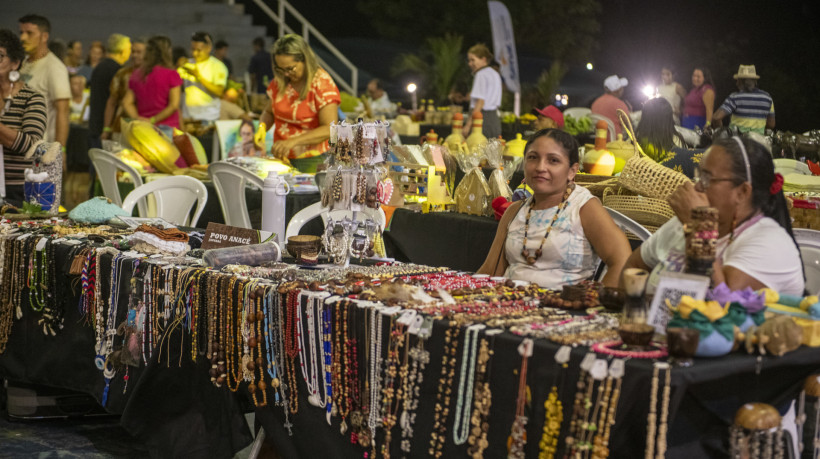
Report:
4,0,268,78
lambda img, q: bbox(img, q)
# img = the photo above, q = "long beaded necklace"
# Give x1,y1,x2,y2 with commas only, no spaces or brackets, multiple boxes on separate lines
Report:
298,291,324,406
564,354,597,458
380,315,406,458
591,359,625,459
539,346,571,459
366,306,385,449
400,320,431,455
263,287,280,404
273,288,293,434
466,333,496,459
332,299,348,433
0,238,15,353
101,252,126,406
284,287,301,415
521,184,573,265
645,362,671,459
321,295,334,421
429,323,461,458
453,324,485,445
508,338,534,459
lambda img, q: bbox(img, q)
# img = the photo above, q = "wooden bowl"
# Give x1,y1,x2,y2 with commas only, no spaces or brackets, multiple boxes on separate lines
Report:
599,286,625,311
286,235,322,264
618,323,655,347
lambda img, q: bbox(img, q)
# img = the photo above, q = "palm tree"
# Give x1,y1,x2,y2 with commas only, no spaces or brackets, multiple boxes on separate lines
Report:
392,33,469,103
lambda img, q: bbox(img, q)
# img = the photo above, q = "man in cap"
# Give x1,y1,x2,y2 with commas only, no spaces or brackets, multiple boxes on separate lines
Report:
591,74,630,136
712,65,774,134
533,105,565,130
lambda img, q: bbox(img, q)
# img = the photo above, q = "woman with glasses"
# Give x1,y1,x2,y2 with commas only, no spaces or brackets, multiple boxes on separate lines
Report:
0,28,47,205
620,136,804,295
260,34,340,160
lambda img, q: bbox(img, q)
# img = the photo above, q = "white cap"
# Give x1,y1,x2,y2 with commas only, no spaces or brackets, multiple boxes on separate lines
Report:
604,75,628,92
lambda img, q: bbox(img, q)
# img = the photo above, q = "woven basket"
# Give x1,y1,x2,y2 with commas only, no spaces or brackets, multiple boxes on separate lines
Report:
788,196,820,229
603,187,675,228
616,110,691,200
576,174,619,199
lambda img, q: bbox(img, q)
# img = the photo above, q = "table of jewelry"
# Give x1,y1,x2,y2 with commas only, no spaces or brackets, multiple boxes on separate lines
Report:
0,224,819,458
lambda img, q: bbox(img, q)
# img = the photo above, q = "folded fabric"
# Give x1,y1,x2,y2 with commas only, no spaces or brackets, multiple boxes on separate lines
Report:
129,231,189,255
134,224,189,242
707,283,766,313
69,196,129,224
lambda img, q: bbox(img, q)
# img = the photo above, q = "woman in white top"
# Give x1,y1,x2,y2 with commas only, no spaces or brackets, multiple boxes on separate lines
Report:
479,129,631,288
658,66,686,125
462,43,502,139
621,136,805,295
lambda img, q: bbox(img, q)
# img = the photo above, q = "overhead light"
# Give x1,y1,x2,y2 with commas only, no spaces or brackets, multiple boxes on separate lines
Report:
642,85,656,98
586,63,593,70
406,83,417,93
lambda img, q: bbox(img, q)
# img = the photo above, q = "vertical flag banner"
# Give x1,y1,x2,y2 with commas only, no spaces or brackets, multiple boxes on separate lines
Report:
487,1,520,93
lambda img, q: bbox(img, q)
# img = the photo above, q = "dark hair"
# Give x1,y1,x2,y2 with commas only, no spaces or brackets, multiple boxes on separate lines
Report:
661,65,675,75
636,97,685,154
253,37,265,49
191,31,212,46
525,128,580,165
48,39,66,60
18,14,50,34
172,46,188,65
738,78,757,92
692,66,714,89
67,40,81,50
369,78,383,91
214,40,228,50
0,29,26,67
715,136,802,278
141,35,172,80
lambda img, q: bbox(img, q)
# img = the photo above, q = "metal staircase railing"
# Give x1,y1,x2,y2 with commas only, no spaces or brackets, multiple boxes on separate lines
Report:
250,0,358,94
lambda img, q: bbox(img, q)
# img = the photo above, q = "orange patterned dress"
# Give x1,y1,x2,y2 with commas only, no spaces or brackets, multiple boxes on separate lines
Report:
266,67,340,158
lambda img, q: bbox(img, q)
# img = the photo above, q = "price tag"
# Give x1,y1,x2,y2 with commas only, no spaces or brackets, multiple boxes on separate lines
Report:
517,338,533,358
418,317,434,339
484,329,503,336
35,237,48,251
363,124,377,139
397,310,417,325
609,359,625,378
590,359,609,381
380,305,402,316
555,345,572,364
408,316,424,335
580,353,596,371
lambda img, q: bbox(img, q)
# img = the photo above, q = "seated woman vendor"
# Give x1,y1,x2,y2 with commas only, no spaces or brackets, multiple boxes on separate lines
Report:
621,136,805,295
478,129,631,288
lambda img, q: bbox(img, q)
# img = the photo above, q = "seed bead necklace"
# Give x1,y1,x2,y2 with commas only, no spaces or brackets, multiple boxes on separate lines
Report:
453,324,485,446
521,184,573,265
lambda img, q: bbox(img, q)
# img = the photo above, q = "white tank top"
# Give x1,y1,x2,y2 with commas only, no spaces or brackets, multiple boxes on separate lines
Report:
504,185,599,288
658,82,681,117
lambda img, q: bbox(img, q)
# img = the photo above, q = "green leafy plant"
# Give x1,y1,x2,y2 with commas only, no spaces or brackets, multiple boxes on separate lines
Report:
22,201,48,217
392,33,469,103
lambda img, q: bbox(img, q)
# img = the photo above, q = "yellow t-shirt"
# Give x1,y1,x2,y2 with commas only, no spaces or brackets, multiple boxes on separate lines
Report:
179,56,228,121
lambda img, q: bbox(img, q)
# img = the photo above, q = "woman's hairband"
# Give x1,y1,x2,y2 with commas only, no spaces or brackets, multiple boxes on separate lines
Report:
733,136,752,185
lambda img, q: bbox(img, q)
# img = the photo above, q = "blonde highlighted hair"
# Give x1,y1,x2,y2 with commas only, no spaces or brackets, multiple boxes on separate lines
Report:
271,34,318,101
468,43,493,62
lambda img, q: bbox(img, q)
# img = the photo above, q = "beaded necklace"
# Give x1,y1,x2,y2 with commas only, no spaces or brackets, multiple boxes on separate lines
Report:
453,324,485,445
0,238,14,353
465,333,495,459
507,338,533,459
399,323,430,455
321,295,334,420
539,346,570,459
379,315,405,458
263,287,280,403
591,359,625,459
521,184,573,265
284,287,301,415
297,291,323,406
366,306,385,449
429,323,461,458
273,288,293,434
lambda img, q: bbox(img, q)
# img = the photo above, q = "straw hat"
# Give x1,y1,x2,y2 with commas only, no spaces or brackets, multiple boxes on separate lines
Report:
604,75,629,91
733,65,760,80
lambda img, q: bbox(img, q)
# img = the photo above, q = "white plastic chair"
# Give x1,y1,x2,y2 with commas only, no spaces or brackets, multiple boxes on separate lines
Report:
588,113,616,141
88,148,147,216
593,207,653,281
793,228,820,295
563,107,591,121
122,175,208,227
774,158,811,176
208,162,264,229
285,201,387,239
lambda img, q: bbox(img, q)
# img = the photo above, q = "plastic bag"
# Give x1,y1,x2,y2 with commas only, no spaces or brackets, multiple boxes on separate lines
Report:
482,139,512,201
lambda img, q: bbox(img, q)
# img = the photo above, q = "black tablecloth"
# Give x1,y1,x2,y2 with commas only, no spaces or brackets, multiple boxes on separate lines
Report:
0,245,253,458
255,306,820,459
67,124,90,172
385,208,499,272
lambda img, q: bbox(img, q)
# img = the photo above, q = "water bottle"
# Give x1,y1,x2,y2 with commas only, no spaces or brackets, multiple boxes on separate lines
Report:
261,171,290,249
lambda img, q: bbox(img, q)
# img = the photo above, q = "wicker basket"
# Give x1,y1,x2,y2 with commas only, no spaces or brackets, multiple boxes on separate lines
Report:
603,187,675,228
788,197,820,229
576,174,619,199
616,110,691,200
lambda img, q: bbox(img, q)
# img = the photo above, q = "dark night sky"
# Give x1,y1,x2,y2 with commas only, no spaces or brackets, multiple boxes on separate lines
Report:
292,0,820,130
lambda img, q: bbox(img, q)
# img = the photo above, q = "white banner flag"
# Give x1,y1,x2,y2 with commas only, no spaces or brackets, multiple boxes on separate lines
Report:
487,1,520,93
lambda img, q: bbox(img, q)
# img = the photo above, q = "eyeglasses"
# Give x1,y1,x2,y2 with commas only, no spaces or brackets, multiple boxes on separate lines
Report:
274,63,299,75
693,168,740,189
